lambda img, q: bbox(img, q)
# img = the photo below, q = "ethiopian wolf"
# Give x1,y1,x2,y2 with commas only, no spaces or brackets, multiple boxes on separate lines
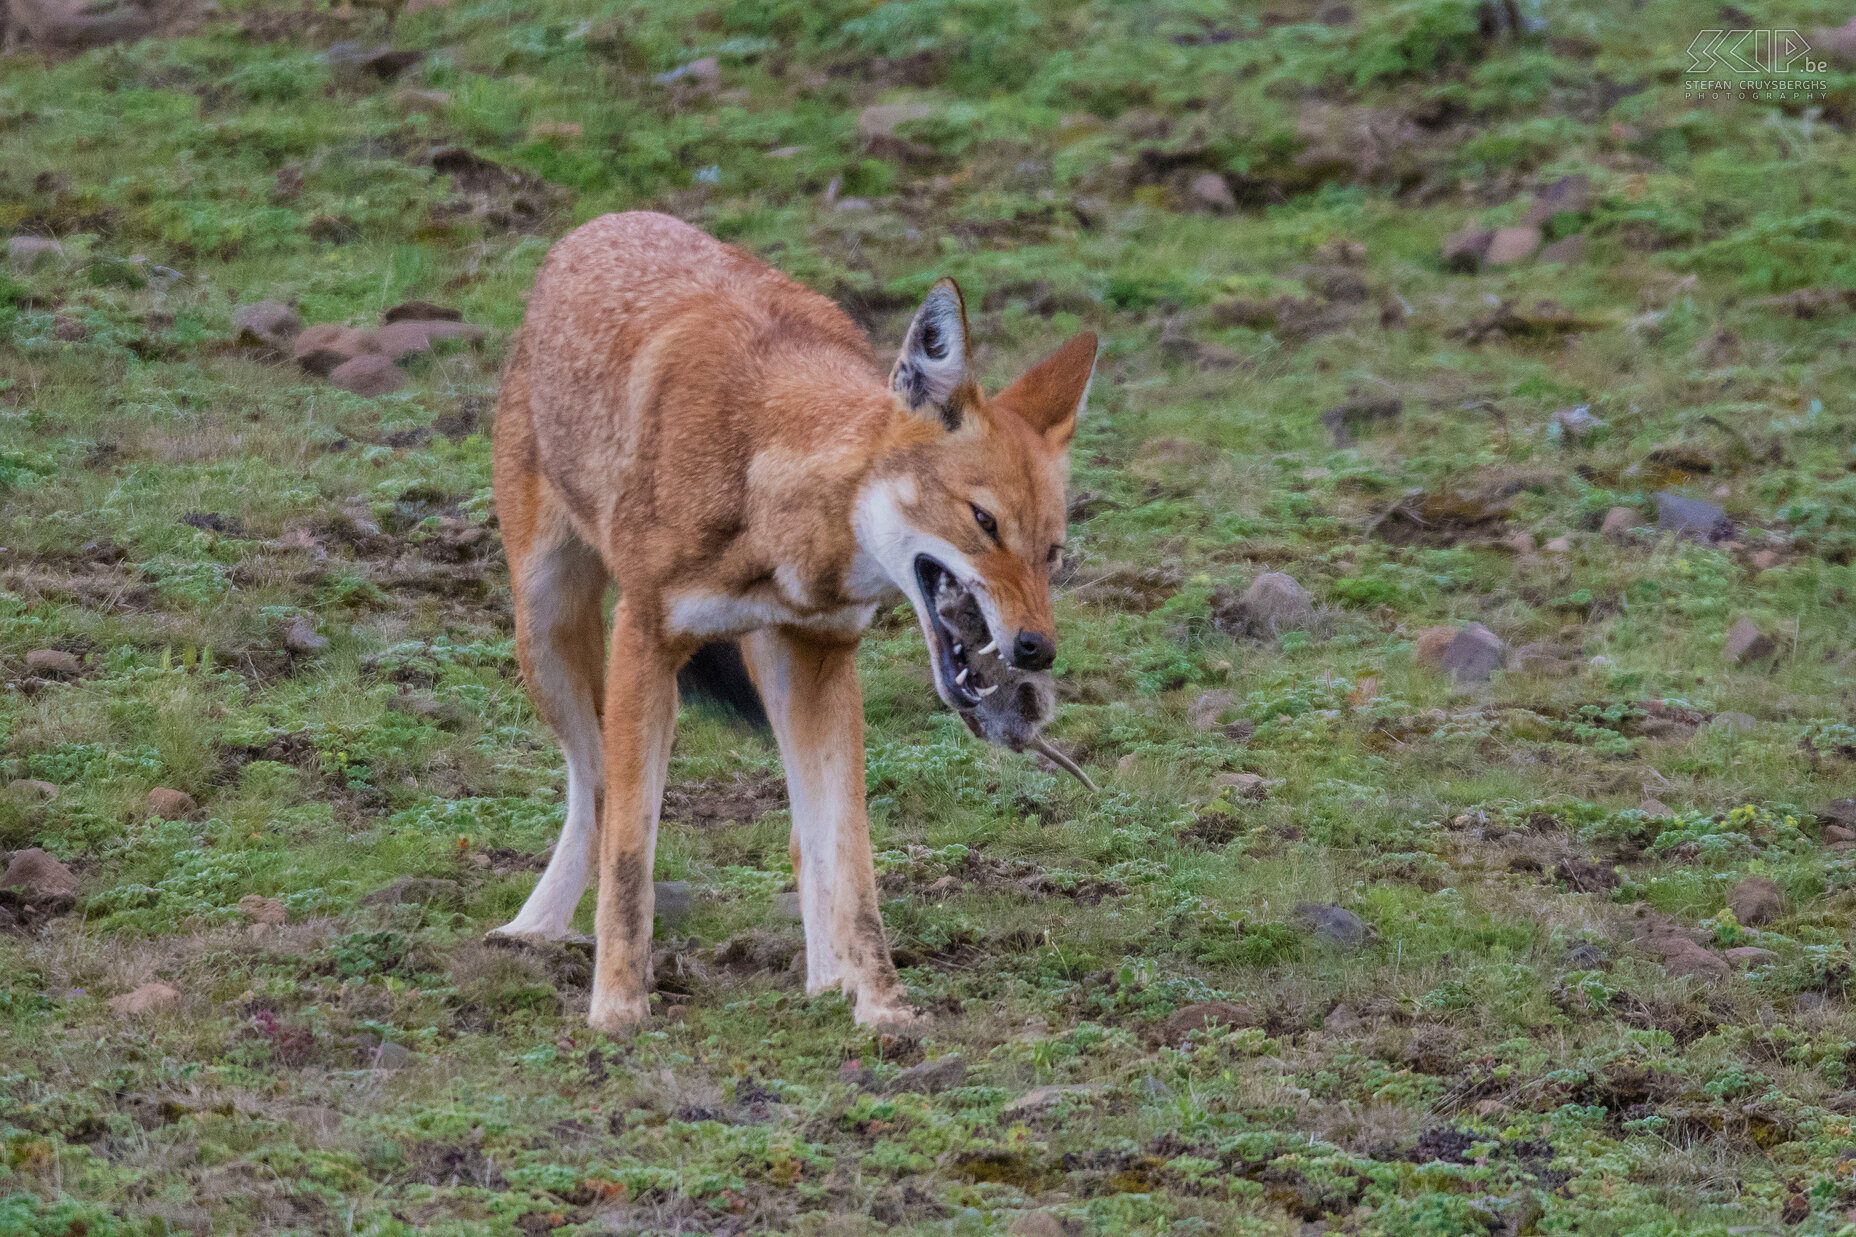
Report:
490,211,1096,1030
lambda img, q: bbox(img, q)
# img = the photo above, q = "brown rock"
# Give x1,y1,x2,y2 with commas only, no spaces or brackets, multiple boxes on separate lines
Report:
1002,1083,1102,1117
1009,1212,1066,1237
858,101,933,142
24,648,79,678
1728,876,1783,927
145,787,197,818
108,982,181,1016
1189,690,1237,731
1187,171,1235,213
281,615,329,652
1213,773,1266,800
1438,622,1505,685
1601,506,1641,539
1724,946,1778,967
1723,618,1776,665
376,321,434,360
1537,233,1586,264
6,779,59,801
415,320,486,345
1222,572,1314,638
7,236,64,268
1505,531,1537,554
393,88,452,113
1640,798,1674,818
1442,224,1493,272
293,324,381,376
238,894,289,925
1,847,79,896
1413,625,1460,668
1161,1001,1257,1043
328,354,408,397
1749,549,1782,572
1484,224,1542,266
1825,824,1856,843
6,0,153,49
1819,799,1856,831
382,300,463,325
232,300,301,354
1653,937,1730,982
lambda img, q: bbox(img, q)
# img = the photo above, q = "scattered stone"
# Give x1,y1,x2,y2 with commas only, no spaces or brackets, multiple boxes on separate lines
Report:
1640,798,1674,818
1537,233,1587,264
857,100,933,147
1652,937,1730,982
1796,993,1829,1013
1505,531,1537,554
1483,224,1542,265
1323,1002,1362,1033
1187,171,1235,213
1,848,79,897
774,891,803,921
383,300,463,325
1189,690,1238,731
1413,625,1460,668
6,779,58,802
238,894,288,925
145,788,197,818
419,320,488,345
24,648,80,678
1161,1000,1257,1044
1601,506,1641,539
7,236,64,268
293,324,382,376
1655,491,1732,544
1550,404,1605,442
655,57,721,86
1728,876,1783,927
231,300,301,354
108,982,180,1016
1320,396,1401,443
281,615,329,652
5,0,152,50
359,876,462,907
1294,903,1371,949
371,1041,419,1069
1436,622,1506,685
1712,711,1757,732
328,354,408,397
1442,223,1494,272
377,321,435,361
326,42,422,78
1221,572,1315,639
1213,773,1266,800
654,880,692,928
1002,1083,1102,1117
1818,799,1856,831
1523,174,1592,224
1511,641,1579,677
1543,535,1572,553
888,1054,966,1094
393,88,452,113
1009,1211,1066,1237
1723,617,1776,665
1749,549,1783,572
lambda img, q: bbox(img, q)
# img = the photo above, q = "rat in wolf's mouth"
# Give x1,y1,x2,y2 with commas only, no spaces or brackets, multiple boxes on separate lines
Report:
929,570,1098,791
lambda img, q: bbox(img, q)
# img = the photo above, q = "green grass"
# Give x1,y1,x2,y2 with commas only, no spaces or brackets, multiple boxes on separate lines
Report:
4,0,1856,1234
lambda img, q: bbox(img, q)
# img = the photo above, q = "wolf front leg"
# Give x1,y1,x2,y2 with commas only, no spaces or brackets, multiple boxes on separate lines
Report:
741,628,918,1027
586,603,682,1032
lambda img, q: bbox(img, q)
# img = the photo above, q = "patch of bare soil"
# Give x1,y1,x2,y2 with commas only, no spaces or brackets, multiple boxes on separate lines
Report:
661,772,787,829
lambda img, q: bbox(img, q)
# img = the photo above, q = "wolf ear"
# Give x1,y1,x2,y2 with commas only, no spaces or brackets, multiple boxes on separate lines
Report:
889,278,974,430
992,332,1097,450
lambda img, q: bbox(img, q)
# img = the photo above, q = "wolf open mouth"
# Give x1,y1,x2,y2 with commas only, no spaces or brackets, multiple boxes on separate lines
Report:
914,554,992,710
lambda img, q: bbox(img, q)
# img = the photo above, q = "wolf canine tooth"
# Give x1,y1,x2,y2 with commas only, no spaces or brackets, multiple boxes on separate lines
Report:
977,640,997,656
975,683,998,697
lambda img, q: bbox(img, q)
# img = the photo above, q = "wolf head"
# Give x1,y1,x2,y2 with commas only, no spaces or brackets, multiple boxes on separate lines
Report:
853,279,1097,725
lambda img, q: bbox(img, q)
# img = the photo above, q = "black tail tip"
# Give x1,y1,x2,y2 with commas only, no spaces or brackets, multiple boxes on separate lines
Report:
677,641,769,728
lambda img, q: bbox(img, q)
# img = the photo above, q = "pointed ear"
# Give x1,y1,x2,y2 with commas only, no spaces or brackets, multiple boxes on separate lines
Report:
992,332,1097,449
889,278,974,430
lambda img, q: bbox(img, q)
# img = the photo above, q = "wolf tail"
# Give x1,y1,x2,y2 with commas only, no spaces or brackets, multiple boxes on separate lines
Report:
676,641,769,728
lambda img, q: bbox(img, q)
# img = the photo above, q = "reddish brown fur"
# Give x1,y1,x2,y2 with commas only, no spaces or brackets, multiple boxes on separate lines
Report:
492,212,1094,1030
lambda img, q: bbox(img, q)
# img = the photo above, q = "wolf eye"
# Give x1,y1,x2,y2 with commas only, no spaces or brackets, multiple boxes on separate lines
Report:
971,504,999,541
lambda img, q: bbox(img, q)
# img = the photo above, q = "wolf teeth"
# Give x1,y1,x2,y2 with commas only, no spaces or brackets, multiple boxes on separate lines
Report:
977,640,998,657
955,668,969,685
952,643,962,655
975,683,998,697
